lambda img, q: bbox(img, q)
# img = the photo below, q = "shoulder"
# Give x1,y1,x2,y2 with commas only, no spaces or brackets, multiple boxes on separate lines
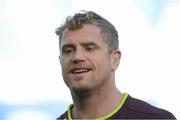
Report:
56,111,68,120
116,95,176,119
56,104,73,120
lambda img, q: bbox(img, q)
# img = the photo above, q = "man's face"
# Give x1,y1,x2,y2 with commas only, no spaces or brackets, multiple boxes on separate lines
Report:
60,24,118,93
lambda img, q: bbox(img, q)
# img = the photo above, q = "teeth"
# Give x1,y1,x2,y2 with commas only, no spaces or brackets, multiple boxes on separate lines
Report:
72,69,89,74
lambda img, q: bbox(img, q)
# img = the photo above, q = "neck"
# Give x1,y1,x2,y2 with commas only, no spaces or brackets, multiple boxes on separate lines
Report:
70,79,123,119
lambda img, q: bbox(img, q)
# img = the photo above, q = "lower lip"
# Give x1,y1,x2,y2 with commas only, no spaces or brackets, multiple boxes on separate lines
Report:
70,71,91,79
71,69,92,74
72,71,90,75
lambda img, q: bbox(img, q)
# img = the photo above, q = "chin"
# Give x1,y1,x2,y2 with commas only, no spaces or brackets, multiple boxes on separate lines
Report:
70,86,92,97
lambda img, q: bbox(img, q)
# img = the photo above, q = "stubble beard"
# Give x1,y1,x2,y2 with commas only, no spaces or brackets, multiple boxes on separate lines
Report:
62,72,91,96
62,67,112,99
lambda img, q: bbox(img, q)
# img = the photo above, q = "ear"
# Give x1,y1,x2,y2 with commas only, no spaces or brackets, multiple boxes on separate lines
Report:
110,49,121,71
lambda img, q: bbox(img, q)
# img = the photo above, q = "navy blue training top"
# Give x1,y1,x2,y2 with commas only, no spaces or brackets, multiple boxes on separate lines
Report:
57,93,176,119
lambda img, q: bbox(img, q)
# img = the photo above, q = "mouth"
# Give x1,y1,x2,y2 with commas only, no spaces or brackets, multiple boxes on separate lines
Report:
70,68,92,74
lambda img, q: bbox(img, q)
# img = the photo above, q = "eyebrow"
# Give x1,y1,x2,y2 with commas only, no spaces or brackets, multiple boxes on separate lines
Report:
62,42,99,49
62,44,74,48
80,42,99,47
61,44,75,51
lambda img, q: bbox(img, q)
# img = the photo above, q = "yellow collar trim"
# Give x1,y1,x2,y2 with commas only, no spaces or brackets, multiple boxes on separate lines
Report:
67,93,128,120
67,104,73,120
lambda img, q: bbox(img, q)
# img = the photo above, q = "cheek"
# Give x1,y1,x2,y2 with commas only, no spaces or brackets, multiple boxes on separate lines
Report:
60,57,69,73
94,55,111,72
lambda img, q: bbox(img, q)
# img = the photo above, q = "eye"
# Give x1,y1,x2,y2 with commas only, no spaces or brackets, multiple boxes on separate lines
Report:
85,46,95,52
62,47,73,54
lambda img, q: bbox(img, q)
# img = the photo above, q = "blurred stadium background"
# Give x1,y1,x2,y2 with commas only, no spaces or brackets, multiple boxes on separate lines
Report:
0,0,179,119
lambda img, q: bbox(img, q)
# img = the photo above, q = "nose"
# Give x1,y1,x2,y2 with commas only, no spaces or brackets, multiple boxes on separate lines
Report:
71,48,85,64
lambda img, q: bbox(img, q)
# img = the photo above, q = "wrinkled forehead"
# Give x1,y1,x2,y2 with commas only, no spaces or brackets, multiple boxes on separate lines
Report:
60,24,108,46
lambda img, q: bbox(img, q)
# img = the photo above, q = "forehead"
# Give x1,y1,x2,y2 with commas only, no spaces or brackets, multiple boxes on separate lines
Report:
61,24,107,46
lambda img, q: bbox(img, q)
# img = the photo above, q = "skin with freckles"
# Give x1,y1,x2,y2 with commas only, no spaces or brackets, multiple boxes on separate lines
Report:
59,24,122,118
